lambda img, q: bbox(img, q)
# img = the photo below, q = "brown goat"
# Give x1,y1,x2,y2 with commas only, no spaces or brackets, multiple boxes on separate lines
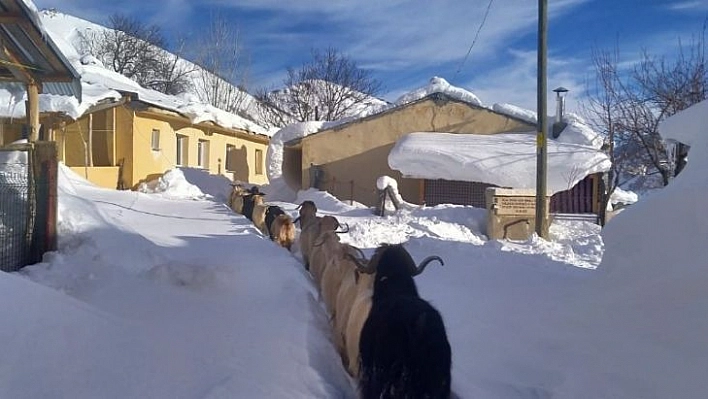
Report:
229,184,246,213
250,195,268,235
307,216,348,283
294,200,317,228
271,214,296,251
308,224,340,287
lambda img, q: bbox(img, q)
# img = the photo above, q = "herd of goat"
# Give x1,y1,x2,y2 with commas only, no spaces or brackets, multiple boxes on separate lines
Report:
229,184,452,399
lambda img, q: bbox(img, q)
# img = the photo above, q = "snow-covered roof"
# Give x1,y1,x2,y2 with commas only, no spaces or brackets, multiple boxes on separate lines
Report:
660,99,708,147
389,131,611,195
271,77,606,192
295,77,603,147
0,8,270,137
312,77,495,134
395,76,482,107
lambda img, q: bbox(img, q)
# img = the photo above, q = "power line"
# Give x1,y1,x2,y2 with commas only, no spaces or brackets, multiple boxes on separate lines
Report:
454,0,495,78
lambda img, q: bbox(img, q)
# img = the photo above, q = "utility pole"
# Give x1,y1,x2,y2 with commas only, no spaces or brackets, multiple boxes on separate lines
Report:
535,0,548,238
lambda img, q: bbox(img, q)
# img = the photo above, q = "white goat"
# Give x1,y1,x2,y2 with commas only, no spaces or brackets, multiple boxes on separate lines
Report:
307,217,341,286
343,273,375,377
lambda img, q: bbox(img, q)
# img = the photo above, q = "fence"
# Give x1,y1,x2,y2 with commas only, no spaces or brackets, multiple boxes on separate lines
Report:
424,180,497,208
422,175,601,221
0,142,57,272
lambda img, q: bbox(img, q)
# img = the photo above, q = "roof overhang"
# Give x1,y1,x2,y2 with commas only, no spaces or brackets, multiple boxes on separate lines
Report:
0,0,81,100
134,106,271,145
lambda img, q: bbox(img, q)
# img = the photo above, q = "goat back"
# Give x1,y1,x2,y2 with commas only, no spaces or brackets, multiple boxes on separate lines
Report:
359,295,451,399
272,214,296,250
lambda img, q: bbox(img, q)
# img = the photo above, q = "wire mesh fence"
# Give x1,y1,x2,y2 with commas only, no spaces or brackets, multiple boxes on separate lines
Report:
0,142,57,272
0,146,32,272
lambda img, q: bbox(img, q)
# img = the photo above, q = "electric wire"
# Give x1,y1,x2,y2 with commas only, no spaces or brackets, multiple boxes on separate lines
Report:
454,0,495,79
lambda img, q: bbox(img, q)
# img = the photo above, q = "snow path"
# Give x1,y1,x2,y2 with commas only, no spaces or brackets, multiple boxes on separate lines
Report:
12,182,357,398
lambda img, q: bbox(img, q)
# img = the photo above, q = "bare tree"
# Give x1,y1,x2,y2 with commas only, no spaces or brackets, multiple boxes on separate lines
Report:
150,37,197,95
78,13,193,95
584,27,707,217
583,48,621,225
253,85,298,129
258,47,382,123
188,14,249,113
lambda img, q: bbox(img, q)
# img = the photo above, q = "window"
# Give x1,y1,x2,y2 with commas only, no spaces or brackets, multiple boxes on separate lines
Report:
151,129,160,150
176,134,188,166
198,139,210,169
255,149,264,175
225,144,235,171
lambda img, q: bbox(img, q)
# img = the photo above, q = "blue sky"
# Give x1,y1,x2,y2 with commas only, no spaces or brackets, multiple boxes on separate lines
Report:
34,0,708,113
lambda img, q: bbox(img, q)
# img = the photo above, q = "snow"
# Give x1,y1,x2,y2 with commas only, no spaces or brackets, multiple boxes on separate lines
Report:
262,120,344,203
395,76,483,107
137,168,206,199
610,186,639,206
376,175,417,211
2,3,708,397
265,121,330,182
375,175,398,191
0,9,270,136
492,102,538,124
3,100,708,396
389,132,611,195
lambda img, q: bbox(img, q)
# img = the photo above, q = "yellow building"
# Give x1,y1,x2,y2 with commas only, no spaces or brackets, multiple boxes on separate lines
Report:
283,91,604,216
0,96,270,190
283,92,533,206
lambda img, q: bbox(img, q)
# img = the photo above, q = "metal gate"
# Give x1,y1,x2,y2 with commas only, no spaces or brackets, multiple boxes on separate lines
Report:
0,142,57,272
549,175,596,214
424,179,498,208
423,175,600,218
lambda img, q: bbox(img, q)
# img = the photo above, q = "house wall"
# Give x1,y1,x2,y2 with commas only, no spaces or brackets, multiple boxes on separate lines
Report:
131,110,269,189
59,107,131,189
62,117,90,166
67,166,121,188
0,120,23,145
299,98,533,206
25,104,268,190
90,110,115,167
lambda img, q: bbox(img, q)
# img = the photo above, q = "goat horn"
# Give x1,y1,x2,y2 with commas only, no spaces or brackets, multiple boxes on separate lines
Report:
336,222,350,234
347,245,366,262
414,255,444,276
346,252,376,274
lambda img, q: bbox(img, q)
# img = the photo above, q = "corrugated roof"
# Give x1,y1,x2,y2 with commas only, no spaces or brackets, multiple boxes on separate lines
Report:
0,0,81,100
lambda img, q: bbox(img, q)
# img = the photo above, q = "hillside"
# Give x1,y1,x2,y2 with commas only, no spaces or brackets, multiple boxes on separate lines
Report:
37,9,275,128
38,9,388,129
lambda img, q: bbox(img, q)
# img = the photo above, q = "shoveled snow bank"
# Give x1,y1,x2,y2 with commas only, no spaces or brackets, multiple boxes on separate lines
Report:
137,169,206,200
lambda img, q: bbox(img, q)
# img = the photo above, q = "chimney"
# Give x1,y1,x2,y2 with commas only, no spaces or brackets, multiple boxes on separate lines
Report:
551,87,569,138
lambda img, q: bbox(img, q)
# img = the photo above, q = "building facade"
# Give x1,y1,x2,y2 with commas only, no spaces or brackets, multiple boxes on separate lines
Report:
0,99,269,189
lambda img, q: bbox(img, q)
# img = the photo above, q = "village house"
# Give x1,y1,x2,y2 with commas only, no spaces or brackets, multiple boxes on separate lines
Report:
0,9,270,190
0,95,270,190
282,77,609,217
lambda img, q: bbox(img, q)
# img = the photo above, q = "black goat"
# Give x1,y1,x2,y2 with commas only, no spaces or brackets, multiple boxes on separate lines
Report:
264,205,286,240
355,244,450,399
241,187,264,221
